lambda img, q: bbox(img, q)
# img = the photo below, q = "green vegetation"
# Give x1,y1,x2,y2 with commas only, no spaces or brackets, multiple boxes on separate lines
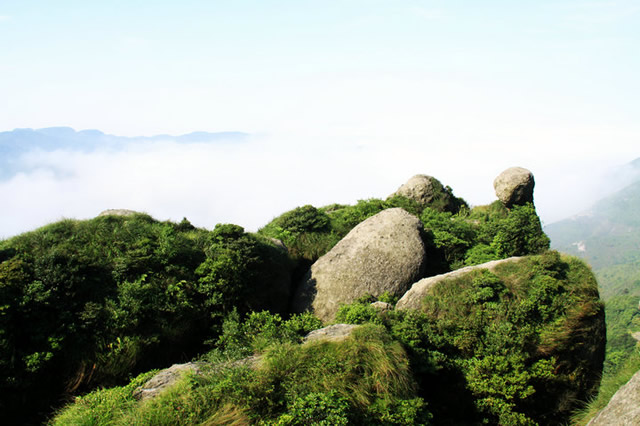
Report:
52,323,430,425
0,185,593,425
571,347,640,425
336,252,604,425
260,198,549,278
52,251,603,425
546,176,640,418
0,215,291,424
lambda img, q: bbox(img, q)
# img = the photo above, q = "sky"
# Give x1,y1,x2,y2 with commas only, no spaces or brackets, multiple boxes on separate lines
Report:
1,0,639,237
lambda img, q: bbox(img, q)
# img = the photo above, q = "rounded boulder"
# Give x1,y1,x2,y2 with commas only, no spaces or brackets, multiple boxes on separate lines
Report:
493,167,535,207
292,208,426,322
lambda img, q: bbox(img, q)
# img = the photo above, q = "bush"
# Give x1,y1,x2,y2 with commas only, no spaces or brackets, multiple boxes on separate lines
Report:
0,216,291,424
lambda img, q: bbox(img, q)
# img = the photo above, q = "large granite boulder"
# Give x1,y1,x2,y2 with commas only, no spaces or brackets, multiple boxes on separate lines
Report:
493,167,535,207
396,257,522,311
292,208,427,322
588,369,640,425
389,174,464,212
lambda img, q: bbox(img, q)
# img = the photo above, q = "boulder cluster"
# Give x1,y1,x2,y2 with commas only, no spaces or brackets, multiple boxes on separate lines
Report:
292,166,535,321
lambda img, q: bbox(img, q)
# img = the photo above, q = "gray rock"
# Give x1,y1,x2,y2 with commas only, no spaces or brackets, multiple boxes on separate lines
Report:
588,369,640,425
370,301,394,313
396,257,522,311
133,362,201,401
98,209,140,217
390,175,442,206
304,324,360,343
292,208,427,322
493,167,535,207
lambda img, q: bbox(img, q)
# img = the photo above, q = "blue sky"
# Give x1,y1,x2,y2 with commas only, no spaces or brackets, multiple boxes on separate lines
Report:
1,1,639,236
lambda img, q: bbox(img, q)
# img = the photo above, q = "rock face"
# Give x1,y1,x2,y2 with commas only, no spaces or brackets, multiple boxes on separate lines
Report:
292,208,427,322
493,167,535,207
396,257,522,311
588,369,640,425
133,363,201,401
389,174,462,212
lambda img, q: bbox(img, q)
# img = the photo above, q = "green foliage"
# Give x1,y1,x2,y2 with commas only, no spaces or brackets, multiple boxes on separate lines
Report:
571,346,640,425
0,215,292,424
420,207,476,270
334,252,603,425
601,294,640,374
488,203,550,258
335,301,385,325
51,324,432,425
214,310,323,356
276,391,350,425
418,202,550,273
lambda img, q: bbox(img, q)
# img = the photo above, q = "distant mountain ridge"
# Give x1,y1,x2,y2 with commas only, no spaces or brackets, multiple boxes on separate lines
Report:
545,161,640,277
0,127,249,180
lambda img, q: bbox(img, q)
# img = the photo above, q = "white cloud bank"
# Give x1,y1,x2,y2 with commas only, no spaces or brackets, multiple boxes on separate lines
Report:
0,132,637,239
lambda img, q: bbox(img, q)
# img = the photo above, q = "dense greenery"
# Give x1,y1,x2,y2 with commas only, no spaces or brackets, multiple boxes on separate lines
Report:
0,185,587,425
0,215,291,424
52,323,430,425
52,251,603,425
546,176,640,409
571,346,640,425
336,252,604,425
260,198,549,279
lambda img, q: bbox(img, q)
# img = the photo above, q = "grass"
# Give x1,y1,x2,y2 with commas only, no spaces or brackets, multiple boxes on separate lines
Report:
570,346,640,425
49,324,428,425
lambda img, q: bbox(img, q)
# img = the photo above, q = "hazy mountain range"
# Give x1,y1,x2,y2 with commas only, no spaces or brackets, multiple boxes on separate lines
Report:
0,127,248,180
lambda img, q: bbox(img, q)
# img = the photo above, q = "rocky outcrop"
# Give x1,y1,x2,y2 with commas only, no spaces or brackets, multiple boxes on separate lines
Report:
292,208,427,322
588,369,640,425
98,209,140,217
389,174,463,212
493,167,535,207
396,257,522,311
133,362,201,401
304,324,360,343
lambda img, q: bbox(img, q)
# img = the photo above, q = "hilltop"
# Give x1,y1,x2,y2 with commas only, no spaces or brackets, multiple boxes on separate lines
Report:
0,168,605,425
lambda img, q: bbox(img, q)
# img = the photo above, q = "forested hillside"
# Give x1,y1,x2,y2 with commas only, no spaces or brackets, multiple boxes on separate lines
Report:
545,168,640,374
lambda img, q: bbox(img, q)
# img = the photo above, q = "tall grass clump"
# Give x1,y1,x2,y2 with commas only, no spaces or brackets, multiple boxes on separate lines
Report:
50,324,431,425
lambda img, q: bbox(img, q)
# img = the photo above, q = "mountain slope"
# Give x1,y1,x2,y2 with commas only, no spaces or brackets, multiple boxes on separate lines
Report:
546,179,640,298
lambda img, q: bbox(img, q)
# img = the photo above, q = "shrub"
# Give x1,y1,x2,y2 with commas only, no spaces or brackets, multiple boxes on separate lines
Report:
0,216,291,424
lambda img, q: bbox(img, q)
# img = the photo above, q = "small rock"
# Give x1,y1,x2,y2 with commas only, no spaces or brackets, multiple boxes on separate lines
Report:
133,362,200,401
304,324,360,343
493,167,535,207
370,301,393,313
98,209,140,217
389,175,464,212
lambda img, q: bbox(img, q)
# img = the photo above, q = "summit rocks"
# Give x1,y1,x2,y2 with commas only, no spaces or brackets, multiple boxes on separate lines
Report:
493,167,535,207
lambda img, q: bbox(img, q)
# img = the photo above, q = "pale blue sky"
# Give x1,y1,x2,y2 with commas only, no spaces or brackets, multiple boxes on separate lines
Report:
1,1,639,235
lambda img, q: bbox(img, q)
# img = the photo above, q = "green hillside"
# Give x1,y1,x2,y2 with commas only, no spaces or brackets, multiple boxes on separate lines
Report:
545,165,640,397
0,177,605,425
